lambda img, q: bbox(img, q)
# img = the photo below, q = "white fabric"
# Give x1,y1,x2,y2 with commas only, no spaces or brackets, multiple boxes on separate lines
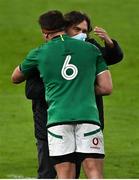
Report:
48,124,104,156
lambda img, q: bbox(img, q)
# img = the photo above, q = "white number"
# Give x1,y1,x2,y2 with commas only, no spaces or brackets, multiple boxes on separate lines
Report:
61,55,78,80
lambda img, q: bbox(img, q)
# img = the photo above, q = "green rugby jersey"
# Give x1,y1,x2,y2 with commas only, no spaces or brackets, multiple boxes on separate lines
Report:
20,34,108,127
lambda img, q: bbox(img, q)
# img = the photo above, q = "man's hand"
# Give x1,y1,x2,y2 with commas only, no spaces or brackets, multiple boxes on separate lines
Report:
94,26,114,48
11,66,25,84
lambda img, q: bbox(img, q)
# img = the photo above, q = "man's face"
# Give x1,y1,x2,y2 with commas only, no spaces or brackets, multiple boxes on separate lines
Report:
66,20,88,37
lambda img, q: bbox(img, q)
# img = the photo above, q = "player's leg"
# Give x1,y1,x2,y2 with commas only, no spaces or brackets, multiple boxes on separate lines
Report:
36,139,56,178
53,154,76,178
82,156,104,178
55,162,75,178
48,124,76,178
76,123,105,178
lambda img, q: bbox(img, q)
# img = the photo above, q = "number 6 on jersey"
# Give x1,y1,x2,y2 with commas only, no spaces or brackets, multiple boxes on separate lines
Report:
61,55,78,80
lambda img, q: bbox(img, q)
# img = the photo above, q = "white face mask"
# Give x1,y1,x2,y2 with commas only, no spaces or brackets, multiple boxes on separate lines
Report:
72,33,87,41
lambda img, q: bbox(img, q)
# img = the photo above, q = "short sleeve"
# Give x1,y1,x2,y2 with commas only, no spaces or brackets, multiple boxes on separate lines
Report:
20,48,39,76
96,54,108,75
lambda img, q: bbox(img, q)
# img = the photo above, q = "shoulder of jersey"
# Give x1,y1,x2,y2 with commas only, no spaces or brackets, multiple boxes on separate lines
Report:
85,41,100,51
70,39,100,53
36,43,48,51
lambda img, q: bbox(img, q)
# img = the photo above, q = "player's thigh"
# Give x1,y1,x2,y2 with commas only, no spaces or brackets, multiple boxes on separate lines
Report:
82,157,104,179
75,123,104,154
48,124,75,156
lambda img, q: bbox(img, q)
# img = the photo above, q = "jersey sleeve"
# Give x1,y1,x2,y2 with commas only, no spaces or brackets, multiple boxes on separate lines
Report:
96,52,108,75
19,48,39,76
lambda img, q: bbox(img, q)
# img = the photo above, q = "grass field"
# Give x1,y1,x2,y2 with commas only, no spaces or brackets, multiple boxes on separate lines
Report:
0,0,139,178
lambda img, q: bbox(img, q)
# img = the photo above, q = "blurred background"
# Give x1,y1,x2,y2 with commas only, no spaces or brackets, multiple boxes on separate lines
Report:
0,0,139,178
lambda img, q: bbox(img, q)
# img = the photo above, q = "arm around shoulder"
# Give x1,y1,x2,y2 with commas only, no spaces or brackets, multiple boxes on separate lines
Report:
11,66,25,84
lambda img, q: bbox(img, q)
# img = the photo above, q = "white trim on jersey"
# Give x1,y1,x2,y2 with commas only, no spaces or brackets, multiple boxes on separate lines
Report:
96,70,109,76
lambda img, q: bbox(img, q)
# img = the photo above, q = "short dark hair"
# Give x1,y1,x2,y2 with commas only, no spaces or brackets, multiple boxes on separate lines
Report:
64,11,92,33
39,10,66,31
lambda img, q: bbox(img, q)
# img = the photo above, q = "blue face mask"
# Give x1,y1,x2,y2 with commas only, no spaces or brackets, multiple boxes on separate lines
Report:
72,33,87,41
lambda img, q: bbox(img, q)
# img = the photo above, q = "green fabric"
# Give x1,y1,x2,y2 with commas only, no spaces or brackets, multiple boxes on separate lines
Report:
48,130,63,139
20,34,108,126
84,128,101,137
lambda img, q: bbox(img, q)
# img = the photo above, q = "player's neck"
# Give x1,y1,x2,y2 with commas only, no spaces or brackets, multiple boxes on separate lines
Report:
51,31,65,39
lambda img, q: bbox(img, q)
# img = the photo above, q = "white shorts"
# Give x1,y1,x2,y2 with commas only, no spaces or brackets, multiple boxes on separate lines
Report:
48,123,104,156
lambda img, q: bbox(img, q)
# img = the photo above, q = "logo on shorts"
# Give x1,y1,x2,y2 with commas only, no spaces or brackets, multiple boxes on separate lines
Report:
90,137,100,149
92,137,99,145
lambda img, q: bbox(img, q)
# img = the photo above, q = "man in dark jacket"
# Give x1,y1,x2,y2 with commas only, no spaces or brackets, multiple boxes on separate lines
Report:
25,11,123,178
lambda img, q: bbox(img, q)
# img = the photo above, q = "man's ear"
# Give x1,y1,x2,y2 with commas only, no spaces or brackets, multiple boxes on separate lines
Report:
42,33,48,40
